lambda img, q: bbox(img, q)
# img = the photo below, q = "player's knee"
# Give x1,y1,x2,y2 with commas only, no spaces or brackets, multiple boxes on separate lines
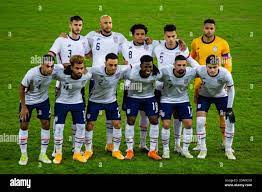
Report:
127,117,135,125
86,122,94,131
20,122,28,130
41,120,50,130
112,120,121,129
162,121,170,129
183,119,192,128
149,116,158,125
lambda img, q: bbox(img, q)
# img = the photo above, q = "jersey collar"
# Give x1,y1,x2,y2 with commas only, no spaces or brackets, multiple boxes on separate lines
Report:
165,42,178,50
201,35,216,44
68,34,80,41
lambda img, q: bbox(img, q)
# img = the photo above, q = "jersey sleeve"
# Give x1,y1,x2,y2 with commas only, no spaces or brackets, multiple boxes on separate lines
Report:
225,70,234,87
84,38,91,54
49,37,62,55
119,33,127,44
190,39,197,59
221,40,232,72
21,70,33,87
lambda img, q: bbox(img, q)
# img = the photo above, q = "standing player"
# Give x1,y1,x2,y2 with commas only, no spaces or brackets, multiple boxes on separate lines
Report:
196,55,236,160
191,19,233,150
52,55,92,164
84,53,129,160
121,24,160,152
124,55,162,160
158,55,198,159
85,15,127,152
154,24,199,154
18,55,56,165
48,15,91,154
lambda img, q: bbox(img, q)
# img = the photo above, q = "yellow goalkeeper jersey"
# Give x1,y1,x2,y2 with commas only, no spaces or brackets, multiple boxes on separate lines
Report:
191,35,232,72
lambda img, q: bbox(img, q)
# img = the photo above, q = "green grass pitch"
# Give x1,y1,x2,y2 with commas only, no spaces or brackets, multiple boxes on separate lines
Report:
0,0,261,174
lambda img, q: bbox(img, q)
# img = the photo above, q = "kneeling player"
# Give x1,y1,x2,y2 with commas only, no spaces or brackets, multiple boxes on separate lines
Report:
53,55,91,164
84,53,128,160
18,55,56,165
196,55,236,160
124,55,162,160
159,55,197,159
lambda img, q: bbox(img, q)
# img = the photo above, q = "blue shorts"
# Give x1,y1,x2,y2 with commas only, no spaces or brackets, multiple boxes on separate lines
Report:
160,102,192,120
197,95,228,115
86,101,121,122
54,102,85,124
19,99,51,123
126,97,159,117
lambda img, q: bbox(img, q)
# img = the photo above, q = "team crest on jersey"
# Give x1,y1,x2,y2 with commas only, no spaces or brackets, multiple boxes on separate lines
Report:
113,36,118,43
144,44,149,50
129,46,132,49
217,79,223,84
213,46,218,52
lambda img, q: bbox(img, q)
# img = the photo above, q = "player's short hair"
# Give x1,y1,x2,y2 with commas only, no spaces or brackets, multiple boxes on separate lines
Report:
70,55,85,66
140,55,153,64
42,54,54,64
204,19,215,25
105,53,118,61
206,55,219,65
175,55,187,62
164,24,176,32
130,24,148,35
70,15,83,22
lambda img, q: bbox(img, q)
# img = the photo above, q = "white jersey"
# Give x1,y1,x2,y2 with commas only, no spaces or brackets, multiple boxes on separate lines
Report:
21,65,61,105
159,66,196,103
55,70,92,104
123,64,161,99
89,65,130,104
86,31,127,67
49,35,90,64
121,40,160,65
153,41,190,69
197,66,234,98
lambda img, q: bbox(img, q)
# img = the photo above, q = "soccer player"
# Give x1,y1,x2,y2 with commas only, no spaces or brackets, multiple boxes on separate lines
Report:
154,24,199,154
48,15,91,154
191,19,232,150
195,55,236,160
124,55,162,160
53,55,92,164
18,55,57,165
121,24,160,152
84,53,129,160
158,55,197,159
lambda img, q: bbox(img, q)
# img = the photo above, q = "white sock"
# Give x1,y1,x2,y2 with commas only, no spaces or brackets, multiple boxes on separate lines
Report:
113,127,122,151
183,127,193,151
52,118,56,153
106,120,113,144
74,124,85,153
54,124,64,154
71,124,77,148
41,129,50,154
225,119,235,152
149,124,159,151
85,130,93,151
174,119,182,146
139,111,148,147
19,129,28,154
161,128,170,151
125,124,134,150
197,117,207,151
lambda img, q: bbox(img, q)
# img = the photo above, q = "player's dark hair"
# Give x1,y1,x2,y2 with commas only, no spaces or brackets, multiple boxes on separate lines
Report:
130,24,148,35
42,54,54,64
105,53,118,61
204,19,215,25
164,24,176,32
206,54,219,65
70,15,83,22
175,55,187,62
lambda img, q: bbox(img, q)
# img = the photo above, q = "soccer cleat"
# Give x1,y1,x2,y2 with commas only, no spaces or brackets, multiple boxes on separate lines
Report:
73,152,87,163
197,150,207,159
225,150,236,160
105,143,114,152
53,153,62,164
193,144,201,151
39,153,52,164
148,150,162,160
139,144,149,153
83,150,93,160
221,143,235,153
112,150,125,160
181,150,194,159
174,145,183,154
18,153,28,166
162,150,170,159
125,150,134,160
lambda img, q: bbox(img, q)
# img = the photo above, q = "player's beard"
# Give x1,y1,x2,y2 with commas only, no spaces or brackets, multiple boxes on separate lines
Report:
102,28,112,34
72,29,81,35
204,33,214,38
